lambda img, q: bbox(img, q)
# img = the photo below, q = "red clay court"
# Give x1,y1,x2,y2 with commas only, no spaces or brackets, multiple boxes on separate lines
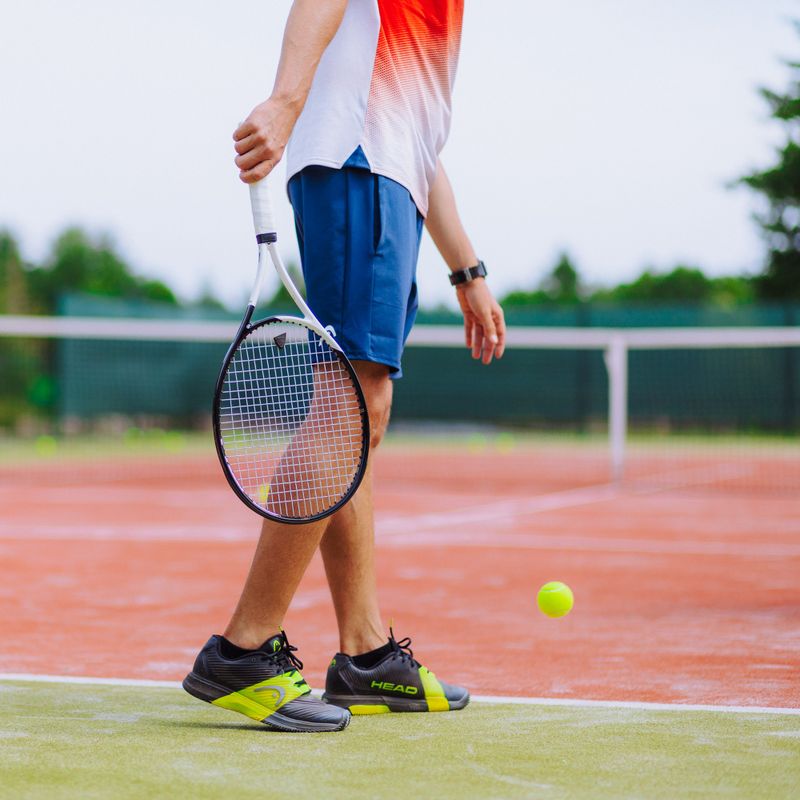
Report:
2,437,797,710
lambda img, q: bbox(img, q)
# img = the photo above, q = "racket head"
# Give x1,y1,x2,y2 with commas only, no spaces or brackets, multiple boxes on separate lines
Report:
213,316,370,523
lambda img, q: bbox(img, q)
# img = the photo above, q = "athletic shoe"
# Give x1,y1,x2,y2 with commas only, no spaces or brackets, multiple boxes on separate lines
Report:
182,631,350,732
322,628,469,714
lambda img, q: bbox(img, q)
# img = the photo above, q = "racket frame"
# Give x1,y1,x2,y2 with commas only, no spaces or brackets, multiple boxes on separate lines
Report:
211,176,370,524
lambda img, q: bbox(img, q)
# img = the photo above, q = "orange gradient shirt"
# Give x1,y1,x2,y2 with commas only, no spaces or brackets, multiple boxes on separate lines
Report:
286,0,464,215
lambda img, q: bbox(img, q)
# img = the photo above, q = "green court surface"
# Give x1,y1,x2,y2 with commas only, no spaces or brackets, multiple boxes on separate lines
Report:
2,681,798,799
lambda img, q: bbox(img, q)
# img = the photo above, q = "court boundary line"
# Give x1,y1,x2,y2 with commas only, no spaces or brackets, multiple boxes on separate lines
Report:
1,673,798,716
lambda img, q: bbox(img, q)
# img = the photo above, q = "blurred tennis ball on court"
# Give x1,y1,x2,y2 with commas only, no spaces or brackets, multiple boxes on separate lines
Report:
163,431,185,452
537,581,574,618
495,432,516,453
257,483,271,504
467,433,488,453
34,435,58,457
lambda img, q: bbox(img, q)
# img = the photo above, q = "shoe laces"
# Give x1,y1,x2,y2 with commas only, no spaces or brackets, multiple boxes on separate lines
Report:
388,627,419,669
264,630,305,676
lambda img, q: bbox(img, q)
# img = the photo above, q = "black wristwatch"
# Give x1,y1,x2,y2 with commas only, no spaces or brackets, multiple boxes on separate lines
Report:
449,260,487,287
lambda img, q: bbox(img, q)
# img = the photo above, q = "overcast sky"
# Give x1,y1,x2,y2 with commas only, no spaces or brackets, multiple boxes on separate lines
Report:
1,1,797,308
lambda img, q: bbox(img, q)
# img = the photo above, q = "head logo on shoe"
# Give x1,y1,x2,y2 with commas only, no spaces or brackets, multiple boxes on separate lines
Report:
371,680,418,695
272,639,281,653
253,685,286,706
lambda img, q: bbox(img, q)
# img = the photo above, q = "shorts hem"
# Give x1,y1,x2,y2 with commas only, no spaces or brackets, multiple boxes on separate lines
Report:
344,349,403,380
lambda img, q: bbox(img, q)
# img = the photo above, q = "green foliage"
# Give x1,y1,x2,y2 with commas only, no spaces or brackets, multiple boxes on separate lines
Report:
502,255,754,309
193,282,228,312
0,230,29,313
502,252,584,307
592,266,755,306
739,27,800,299
24,228,178,313
0,228,186,430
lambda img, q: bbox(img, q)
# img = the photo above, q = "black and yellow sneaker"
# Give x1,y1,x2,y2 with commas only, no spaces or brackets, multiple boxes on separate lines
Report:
183,631,350,732
322,629,469,715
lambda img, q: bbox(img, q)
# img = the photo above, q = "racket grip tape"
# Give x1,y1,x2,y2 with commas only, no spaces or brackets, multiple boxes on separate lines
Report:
249,178,277,242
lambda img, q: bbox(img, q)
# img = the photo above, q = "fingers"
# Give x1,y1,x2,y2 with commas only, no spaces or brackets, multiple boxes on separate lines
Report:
494,305,506,360
471,324,483,360
233,119,254,142
234,133,258,155
232,127,282,183
240,159,276,184
478,308,498,364
463,317,473,349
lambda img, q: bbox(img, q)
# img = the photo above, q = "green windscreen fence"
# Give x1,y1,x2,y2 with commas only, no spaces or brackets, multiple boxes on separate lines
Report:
5,294,797,433
394,304,800,432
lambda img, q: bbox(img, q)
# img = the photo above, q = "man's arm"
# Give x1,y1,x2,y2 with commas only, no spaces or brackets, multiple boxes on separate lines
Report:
425,159,506,364
233,0,347,183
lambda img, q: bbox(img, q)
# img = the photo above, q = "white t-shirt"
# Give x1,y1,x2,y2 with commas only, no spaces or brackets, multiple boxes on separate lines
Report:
285,0,464,216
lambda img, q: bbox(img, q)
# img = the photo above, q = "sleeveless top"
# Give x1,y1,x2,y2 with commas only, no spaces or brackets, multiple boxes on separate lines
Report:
285,0,464,216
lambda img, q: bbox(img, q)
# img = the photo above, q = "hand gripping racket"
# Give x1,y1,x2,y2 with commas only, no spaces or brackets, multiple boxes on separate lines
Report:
212,175,370,523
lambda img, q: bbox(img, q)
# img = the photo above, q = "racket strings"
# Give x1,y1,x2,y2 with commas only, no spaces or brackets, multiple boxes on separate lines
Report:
218,321,366,520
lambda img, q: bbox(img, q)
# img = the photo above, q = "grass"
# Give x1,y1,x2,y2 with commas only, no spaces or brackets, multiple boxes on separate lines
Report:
3,425,797,467
1,681,798,799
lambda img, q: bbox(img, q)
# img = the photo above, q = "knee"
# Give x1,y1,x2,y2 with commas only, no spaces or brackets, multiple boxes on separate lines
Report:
352,361,393,450
367,395,391,449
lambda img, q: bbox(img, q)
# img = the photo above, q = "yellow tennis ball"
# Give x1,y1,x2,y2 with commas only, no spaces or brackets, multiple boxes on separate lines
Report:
537,581,574,618
257,483,270,504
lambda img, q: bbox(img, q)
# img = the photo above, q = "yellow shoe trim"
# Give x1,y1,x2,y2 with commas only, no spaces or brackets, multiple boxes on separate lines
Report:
426,696,450,712
212,692,271,722
212,671,308,722
418,666,450,712
349,704,391,715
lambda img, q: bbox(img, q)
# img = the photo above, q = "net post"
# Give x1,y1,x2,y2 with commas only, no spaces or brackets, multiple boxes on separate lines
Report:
604,335,628,483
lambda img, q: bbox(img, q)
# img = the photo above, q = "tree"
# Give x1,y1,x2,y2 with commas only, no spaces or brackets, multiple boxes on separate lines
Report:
25,227,178,312
0,230,29,313
740,28,800,299
502,252,584,307
591,265,753,305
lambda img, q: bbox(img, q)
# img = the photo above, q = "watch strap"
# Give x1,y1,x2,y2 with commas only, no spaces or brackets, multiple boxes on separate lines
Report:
449,260,487,286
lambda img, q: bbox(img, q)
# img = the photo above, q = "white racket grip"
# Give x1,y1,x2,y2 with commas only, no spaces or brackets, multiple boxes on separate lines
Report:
249,177,277,241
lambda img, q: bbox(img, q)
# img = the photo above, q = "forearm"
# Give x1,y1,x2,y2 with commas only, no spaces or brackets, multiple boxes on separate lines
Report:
234,0,346,182
424,160,478,272
271,0,347,114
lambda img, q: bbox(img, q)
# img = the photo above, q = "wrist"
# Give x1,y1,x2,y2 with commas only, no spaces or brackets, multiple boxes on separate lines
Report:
449,260,487,287
267,90,305,120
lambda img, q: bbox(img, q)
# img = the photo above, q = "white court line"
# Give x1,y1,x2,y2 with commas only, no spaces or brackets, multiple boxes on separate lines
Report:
1,466,795,556
1,673,798,716
379,531,800,558
377,464,756,538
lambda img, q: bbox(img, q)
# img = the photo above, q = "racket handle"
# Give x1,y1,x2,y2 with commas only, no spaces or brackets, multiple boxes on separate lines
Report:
249,177,277,243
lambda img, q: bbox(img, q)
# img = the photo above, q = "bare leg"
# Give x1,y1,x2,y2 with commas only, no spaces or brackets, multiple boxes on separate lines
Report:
224,360,391,652
320,361,392,655
223,515,329,650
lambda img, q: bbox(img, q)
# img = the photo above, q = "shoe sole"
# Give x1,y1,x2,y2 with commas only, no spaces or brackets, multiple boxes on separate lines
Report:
322,692,470,714
183,672,350,733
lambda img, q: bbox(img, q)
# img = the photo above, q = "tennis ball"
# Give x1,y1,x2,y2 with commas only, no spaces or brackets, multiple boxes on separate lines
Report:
257,483,270,505
34,435,58,457
495,432,516,453
537,581,574,618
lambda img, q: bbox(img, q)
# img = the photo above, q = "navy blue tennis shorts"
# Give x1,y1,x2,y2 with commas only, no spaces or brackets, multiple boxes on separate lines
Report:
287,148,423,379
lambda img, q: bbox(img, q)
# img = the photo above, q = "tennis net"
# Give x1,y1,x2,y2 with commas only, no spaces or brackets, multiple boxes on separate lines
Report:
1,314,798,493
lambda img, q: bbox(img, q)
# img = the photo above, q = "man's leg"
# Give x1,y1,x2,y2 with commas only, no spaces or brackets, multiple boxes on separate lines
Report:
223,359,392,651
319,360,393,655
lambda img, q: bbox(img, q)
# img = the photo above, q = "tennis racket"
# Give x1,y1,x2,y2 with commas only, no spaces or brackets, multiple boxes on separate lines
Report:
212,174,370,523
